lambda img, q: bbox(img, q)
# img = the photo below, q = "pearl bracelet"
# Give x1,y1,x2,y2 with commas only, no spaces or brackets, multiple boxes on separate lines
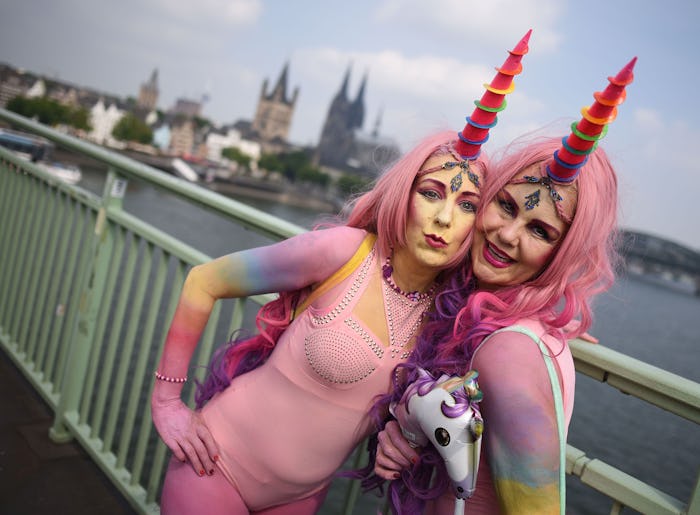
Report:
154,370,188,383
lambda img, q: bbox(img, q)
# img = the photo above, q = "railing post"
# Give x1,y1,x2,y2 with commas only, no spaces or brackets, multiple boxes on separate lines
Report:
49,168,128,442
686,470,700,515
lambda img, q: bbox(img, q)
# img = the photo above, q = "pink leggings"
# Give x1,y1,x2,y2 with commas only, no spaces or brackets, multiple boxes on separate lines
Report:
160,458,329,515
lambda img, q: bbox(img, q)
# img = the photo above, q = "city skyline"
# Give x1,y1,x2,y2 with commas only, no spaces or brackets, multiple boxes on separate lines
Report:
1,0,698,250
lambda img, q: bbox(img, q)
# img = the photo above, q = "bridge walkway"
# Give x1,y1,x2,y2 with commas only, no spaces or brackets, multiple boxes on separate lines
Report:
1,352,135,514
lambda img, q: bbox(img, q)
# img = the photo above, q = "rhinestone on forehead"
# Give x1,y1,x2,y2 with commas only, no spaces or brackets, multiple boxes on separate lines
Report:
522,175,563,210
438,160,480,192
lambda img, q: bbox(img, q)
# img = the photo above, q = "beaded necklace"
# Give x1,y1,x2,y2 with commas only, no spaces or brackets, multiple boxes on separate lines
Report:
381,255,437,302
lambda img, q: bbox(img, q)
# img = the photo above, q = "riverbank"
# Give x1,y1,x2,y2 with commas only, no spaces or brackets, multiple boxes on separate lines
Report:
54,147,344,213
208,179,340,212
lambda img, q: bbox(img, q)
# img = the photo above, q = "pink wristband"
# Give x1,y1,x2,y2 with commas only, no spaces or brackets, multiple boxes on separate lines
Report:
154,370,188,383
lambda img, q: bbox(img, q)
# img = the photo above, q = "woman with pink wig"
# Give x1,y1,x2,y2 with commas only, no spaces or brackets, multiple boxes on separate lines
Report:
368,57,636,514
150,31,533,515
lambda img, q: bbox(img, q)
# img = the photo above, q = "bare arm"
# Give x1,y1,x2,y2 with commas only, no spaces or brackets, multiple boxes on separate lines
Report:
471,331,563,514
151,226,368,474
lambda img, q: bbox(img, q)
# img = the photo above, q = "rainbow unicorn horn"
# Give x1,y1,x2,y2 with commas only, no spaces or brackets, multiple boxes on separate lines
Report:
455,29,532,160
547,57,637,183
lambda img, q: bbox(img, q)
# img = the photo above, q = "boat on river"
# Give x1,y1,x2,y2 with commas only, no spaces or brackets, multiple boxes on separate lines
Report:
0,127,82,184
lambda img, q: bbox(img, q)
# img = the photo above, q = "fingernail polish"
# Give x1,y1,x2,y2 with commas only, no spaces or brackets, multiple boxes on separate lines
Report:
214,455,220,461
199,469,205,476
410,457,417,465
393,472,400,479
209,469,214,475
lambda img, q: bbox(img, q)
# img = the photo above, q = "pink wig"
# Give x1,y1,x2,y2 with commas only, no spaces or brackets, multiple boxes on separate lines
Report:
346,130,488,271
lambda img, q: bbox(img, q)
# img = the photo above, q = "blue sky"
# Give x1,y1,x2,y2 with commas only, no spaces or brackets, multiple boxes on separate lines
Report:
1,0,698,249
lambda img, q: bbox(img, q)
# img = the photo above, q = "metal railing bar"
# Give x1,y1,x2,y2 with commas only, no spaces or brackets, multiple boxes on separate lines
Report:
52,205,94,393
17,180,53,350
118,249,169,470
24,184,61,364
570,339,700,423
81,218,120,425
91,228,137,440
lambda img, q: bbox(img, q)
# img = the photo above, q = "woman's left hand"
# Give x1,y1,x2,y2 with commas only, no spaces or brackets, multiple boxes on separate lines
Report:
151,385,220,477
374,420,420,480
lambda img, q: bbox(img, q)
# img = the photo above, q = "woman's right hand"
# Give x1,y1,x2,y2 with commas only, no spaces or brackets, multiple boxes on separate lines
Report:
151,390,220,477
374,420,421,480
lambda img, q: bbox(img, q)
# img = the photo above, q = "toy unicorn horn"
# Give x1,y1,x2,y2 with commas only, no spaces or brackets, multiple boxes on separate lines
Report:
455,28,532,161
546,57,637,183
390,368,484,515
445,29,531,194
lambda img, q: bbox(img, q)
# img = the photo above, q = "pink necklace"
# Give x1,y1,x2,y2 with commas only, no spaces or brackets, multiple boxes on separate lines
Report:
382,255,437,302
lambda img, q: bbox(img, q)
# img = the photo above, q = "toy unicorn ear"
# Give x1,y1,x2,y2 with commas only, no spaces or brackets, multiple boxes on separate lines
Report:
546,57,637,183
454,29,532,160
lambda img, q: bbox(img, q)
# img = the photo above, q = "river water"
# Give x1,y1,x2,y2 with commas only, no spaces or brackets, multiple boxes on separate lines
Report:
79,165,699,514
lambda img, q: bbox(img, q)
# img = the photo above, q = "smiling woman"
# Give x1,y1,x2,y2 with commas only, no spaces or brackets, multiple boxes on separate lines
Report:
367,57,636,515
471,165,576,290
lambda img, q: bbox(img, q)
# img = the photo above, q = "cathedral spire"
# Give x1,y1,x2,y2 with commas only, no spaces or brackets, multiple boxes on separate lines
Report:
354,72,367,105
272,61,290,102
372,107,383,138
347,70,367,130
148,68,158,89
338,64,351,100
251,61,299,143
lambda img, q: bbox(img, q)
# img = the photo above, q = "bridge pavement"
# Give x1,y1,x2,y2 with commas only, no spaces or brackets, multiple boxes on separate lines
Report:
0,351,136,514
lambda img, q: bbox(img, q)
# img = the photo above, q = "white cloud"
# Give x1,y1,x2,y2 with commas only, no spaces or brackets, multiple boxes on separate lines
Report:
633,108,661,130
612,109,700,248
152,0,263,26
372,0,562,52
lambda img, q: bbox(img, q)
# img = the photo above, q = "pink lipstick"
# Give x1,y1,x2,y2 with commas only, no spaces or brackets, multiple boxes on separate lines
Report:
425,234,447,249
482,241,513,269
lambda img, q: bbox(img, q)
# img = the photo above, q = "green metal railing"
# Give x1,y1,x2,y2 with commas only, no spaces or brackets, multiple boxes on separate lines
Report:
1,109,699,515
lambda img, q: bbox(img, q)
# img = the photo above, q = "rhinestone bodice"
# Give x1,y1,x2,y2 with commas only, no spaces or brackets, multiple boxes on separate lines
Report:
301,245,433,384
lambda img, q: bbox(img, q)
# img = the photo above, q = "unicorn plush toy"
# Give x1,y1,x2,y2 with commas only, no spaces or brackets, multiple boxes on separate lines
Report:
390,368,484,514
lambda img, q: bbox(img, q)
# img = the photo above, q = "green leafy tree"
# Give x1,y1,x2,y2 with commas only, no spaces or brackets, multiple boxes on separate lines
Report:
259,150,330,186
337,174,371,197
222,146,251,167
297,164,329,187
67,106,91,131
6,96,92,131
194,116,212,130
112,113,153,144
259,153,283,173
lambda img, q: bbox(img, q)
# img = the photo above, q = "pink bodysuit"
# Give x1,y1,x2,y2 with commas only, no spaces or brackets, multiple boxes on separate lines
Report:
201,243,430,511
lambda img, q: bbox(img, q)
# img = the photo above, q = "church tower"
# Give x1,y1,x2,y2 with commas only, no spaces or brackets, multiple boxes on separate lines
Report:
316,65,366,170
251,62,299,143
138,69,159,111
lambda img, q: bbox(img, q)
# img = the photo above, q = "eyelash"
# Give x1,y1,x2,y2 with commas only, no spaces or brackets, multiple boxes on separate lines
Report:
419,189,441,200
420,190,477,213
460,201,477,213
498,198,515,215
530,224,552,241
